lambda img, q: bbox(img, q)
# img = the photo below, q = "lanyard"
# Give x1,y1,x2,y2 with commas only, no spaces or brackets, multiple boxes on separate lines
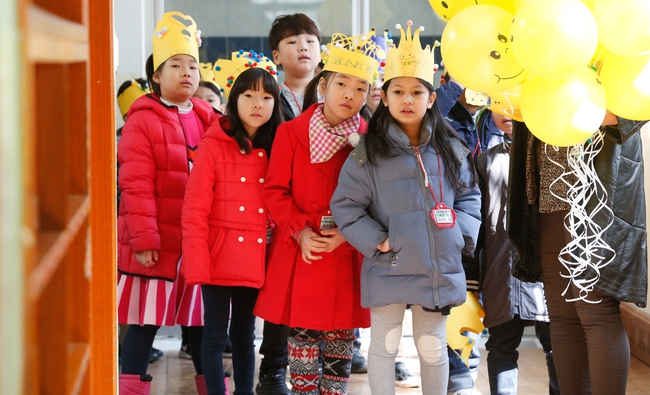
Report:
413,146,443,205
414,146,457,229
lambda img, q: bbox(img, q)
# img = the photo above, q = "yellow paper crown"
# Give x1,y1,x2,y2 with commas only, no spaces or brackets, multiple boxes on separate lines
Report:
199,62,222,92
384,20,439,85
212,50,278,99
152,11,202,71
322,33,381,84
446,292,486,366
117,80,148,118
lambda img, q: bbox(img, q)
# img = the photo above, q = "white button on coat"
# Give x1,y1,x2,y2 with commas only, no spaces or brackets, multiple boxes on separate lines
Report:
259,178,264,183
241,177,246,182
238,236,244,242
257,238,263,243
258,208,264,213
239,206,245,211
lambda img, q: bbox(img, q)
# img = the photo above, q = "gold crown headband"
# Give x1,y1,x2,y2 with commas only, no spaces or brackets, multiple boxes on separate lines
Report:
322,32,381,84
384,20,439,85
117,80,148,118
199,62,222,92
152,12,201,70
212,50,278,99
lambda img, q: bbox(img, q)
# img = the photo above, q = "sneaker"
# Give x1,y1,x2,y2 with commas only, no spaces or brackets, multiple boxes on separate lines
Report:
350,348,368,374
149,347,163,363
395,361,420,388
255,368,290,395
179,342,192,360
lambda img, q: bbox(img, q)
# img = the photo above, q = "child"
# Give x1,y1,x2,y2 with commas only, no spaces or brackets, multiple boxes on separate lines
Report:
195,62,227,113
330,21,481,395
253,32,381,395
117,11,217,395
270,13,321,121
474,111,559,395
256,13,321,395
182,63,282,395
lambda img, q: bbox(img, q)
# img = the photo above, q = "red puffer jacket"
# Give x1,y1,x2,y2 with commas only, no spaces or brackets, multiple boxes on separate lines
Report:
117,94,217,281
181,116,269,288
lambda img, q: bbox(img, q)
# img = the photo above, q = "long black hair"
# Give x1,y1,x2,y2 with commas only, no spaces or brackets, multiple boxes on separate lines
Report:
225,68,283,157
365,77,473,190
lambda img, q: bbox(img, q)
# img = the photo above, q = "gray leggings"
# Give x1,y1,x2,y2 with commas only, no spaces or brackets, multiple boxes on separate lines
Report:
539,211,630,395
367,304,448,395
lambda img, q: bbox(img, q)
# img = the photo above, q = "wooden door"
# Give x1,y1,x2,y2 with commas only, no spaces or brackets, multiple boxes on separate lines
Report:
14,0,117,393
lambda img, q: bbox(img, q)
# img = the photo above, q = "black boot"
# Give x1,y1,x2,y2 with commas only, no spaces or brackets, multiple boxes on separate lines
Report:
255,368,290,395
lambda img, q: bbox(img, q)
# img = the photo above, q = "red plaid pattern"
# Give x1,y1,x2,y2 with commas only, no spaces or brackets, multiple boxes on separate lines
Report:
309,104,360,164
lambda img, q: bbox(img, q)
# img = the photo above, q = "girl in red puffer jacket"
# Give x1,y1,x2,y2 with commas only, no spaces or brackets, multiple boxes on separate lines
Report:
117,11,218,395
181,66,282,395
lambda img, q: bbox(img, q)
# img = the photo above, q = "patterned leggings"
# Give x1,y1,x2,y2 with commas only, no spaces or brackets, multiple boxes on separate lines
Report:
288,327,355,395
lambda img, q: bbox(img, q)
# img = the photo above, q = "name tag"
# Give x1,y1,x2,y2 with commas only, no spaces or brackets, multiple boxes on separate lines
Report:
430,202,457,229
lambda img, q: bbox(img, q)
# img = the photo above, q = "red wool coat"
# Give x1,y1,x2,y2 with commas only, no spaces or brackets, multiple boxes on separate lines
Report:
117,95,217,281
253,104,371,331
181,116,269,288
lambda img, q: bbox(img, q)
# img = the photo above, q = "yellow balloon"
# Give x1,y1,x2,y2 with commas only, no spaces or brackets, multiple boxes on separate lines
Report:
441,5,526,93
511,0,598,79
600,54,650,120
488,83,524,122
520,68,606,147
593,0,650,56
429,0,515,21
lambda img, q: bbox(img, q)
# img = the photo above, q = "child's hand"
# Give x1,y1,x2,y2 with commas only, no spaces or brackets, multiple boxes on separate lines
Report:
318,228,346,252
136,250,159,267
298,229,327,264
377,238,390,252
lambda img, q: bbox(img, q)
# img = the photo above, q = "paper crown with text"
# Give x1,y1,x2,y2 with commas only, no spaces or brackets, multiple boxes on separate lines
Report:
384,20,439,86
152,11,202,71
212,50,278,99
322,32,382,84
117,80,149,118
199,62,222,92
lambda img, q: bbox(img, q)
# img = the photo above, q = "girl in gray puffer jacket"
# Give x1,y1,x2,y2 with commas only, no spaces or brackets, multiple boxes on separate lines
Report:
331,74,481,395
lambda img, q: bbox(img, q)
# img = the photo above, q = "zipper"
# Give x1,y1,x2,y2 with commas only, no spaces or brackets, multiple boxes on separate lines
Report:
413,146,441,308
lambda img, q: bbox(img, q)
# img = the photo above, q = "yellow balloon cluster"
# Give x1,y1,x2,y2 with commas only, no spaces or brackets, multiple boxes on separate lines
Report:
430,0,650,146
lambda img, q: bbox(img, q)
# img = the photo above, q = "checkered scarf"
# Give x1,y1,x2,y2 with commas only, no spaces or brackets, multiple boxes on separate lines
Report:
308,104,360,164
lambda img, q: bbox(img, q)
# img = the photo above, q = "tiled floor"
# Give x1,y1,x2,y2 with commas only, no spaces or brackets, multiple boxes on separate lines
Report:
144,313,650,394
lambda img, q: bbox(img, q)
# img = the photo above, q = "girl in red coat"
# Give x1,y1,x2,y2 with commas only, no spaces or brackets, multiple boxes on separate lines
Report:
253,34,382,395
117,12,217,395
182,66,282,395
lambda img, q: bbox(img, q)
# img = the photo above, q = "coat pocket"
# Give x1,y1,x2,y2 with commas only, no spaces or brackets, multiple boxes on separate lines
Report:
386,210,433,276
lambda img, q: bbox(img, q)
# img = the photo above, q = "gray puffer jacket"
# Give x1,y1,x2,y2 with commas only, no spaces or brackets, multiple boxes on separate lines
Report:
331,122,481,310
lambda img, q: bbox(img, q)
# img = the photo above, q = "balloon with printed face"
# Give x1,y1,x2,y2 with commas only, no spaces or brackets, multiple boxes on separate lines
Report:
520,67,606,147
593,0,650,56
429,0,515,21
599,54,650,120
441,5,526,93
511,0,598,79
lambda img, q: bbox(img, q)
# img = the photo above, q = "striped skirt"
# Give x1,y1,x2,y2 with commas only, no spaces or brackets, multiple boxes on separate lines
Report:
117,258,204,327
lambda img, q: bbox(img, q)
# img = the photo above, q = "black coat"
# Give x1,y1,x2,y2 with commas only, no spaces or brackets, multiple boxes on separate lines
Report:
507,119,648,307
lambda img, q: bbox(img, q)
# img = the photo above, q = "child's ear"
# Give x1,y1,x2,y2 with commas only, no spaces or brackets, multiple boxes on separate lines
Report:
380,90,388,107
427,92,437,109
152,71,161,85
317,77,326,95
272,50,282,66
